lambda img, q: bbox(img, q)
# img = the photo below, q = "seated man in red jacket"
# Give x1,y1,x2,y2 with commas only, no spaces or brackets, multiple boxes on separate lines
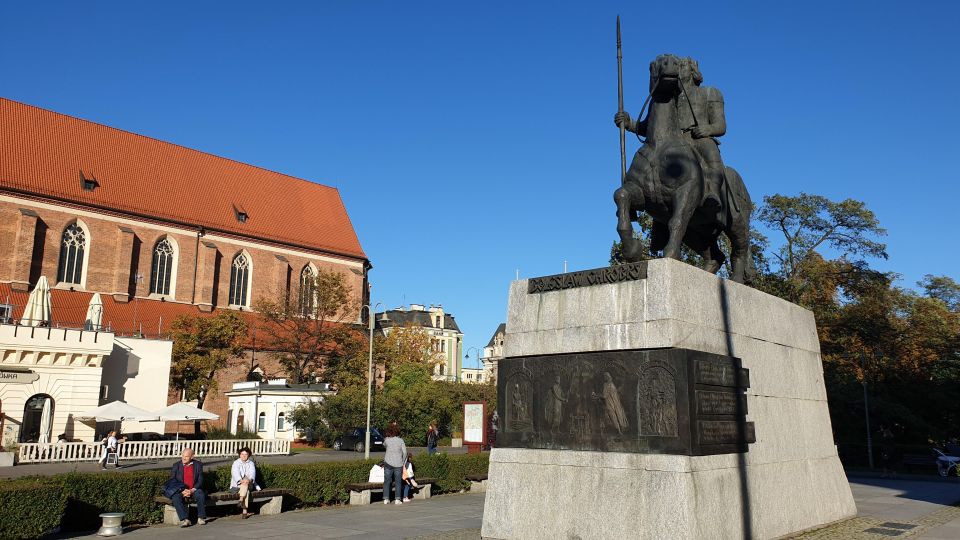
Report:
164,448,207,527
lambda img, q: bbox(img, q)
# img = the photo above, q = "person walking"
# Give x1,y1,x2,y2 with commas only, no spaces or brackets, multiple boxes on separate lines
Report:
98,430,118,469
382,424,407,505
230,447,260,519
163,448,208,527
426,422,439,455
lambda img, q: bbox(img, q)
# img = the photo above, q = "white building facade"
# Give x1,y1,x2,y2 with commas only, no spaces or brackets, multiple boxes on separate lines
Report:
225,380,333,441
0,324,172,445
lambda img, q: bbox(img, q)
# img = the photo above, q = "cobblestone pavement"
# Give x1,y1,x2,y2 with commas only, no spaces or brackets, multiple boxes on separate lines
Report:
59,475,959,539
791,476,960,539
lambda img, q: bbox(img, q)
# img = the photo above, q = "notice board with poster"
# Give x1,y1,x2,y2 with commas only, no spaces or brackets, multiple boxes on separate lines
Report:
463,401,486,451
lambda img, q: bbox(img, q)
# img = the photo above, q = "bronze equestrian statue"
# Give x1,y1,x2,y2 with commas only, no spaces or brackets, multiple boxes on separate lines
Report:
613,54,752,283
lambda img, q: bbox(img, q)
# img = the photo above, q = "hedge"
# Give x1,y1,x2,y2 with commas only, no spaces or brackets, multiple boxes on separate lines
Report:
0,480,67,539
0,452,489,537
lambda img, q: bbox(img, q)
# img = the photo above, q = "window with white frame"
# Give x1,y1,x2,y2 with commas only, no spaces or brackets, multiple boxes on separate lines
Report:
298,265,316,316
277,412,286,431
150,237,176,296
56,223,87,285
229,253,251,306
257,411,267,432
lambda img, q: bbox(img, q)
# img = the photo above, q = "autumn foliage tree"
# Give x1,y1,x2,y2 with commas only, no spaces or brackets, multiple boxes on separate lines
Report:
168,311,248,435
255,268,364,385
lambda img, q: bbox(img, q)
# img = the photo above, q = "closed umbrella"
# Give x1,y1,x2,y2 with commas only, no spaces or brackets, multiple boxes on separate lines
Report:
85,293,103,330
21,276,52,327
38,397,52,444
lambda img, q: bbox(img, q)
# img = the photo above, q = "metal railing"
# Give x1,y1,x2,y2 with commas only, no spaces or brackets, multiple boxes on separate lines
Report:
16,438,290,464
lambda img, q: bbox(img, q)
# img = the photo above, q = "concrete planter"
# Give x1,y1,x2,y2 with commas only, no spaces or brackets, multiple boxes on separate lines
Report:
0,451,16,466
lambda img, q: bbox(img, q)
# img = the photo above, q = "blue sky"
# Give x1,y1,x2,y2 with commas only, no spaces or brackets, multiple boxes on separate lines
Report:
3,1,958,367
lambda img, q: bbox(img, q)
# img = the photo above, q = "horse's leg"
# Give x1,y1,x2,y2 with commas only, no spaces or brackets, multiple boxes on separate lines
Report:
614,185,644,262
663,182,698,260
650,220,668,256
723,167,752,283
704,239,725,274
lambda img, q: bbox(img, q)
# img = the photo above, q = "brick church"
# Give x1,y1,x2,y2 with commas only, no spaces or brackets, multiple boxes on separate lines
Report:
0,97,369,430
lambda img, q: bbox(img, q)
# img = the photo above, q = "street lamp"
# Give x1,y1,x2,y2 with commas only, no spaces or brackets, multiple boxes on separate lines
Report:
464,346,481,382
360,301,383,459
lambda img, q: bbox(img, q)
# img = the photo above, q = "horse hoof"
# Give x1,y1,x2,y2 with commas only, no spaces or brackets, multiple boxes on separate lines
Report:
622,241,644,262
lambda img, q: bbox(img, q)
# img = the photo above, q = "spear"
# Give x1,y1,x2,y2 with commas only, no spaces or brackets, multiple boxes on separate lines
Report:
617,16,626,184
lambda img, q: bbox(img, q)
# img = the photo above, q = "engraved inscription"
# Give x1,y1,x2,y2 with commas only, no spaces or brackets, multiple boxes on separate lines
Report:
527,261,647,293
696,390,744,416
696,358,740,387
698,420,756,445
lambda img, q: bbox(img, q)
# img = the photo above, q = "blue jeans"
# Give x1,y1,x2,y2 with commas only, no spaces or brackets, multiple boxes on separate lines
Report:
383,465,403,502
403,480,412,499
171,489,207,521
427,445,437,455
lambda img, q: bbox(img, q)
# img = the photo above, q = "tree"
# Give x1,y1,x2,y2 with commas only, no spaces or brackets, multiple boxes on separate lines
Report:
374,324,444,380
920,275,960,311
756,193,887,280
255,268,363,384
168,311,248,435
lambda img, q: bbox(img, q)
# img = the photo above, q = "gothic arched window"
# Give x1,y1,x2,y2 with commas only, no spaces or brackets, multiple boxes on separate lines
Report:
150,238,176,296
56,223,87,285
229,253,251,306
298,265,316,316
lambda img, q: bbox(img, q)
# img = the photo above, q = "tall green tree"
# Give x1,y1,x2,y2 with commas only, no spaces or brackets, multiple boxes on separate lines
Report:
168,311,248,434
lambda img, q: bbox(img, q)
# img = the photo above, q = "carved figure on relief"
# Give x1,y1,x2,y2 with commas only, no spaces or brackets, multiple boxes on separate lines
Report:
639,368,679,437
568,366,593,443
593,371,629,435
544,374,568,435
510,382,532,431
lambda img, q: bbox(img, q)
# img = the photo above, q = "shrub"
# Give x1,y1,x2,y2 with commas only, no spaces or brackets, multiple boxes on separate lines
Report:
0,480,67,539
0,453,489,537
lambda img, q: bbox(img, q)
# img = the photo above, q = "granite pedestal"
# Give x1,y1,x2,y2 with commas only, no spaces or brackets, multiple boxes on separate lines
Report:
480,258,856,540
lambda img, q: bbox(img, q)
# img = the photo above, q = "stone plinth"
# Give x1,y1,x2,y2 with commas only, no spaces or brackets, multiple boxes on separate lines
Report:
481,258,856,540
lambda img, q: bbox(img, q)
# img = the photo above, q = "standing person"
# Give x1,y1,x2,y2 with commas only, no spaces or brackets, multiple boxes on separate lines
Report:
230,447,260,519
382,424,407,505
489,410,499,448
98,430,118,470
163,448,208,527
879,425,897,478
426,422,439,455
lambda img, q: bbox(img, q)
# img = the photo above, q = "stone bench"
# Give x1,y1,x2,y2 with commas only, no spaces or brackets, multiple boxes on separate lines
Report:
344,477,437,505
901,453,936,473
154,488,291,524
466,473,488,492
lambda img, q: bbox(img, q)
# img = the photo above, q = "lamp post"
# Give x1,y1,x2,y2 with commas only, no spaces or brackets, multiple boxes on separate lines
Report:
464,346,481,382
361,301,383,459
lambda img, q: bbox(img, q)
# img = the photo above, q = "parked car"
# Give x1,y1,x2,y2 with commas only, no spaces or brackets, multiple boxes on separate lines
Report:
333,427,384,452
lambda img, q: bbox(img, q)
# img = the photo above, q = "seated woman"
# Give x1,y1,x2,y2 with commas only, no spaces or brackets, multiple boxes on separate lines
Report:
230,447,260,518
402,452,419,502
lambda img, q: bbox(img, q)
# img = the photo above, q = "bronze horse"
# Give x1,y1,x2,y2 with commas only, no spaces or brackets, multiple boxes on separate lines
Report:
613,54,752,282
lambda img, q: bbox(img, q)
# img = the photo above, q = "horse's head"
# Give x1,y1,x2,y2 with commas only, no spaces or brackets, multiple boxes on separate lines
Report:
648,54,701,97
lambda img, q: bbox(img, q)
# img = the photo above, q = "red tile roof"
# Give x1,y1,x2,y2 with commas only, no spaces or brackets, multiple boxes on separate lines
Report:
0,98,366,261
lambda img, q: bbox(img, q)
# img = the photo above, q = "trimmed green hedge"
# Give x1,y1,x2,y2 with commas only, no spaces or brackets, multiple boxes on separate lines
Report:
0,480,67,539
0,452,490,537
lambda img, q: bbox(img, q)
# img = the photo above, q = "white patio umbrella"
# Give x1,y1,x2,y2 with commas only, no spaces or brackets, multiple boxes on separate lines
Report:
21,276,52,327
152,402,219,441
85,293,103,330
77,400,158,437
38,397,52,444
76,401,158,422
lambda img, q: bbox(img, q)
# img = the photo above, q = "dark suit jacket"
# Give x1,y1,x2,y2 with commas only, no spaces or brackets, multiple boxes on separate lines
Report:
166,459,204,495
